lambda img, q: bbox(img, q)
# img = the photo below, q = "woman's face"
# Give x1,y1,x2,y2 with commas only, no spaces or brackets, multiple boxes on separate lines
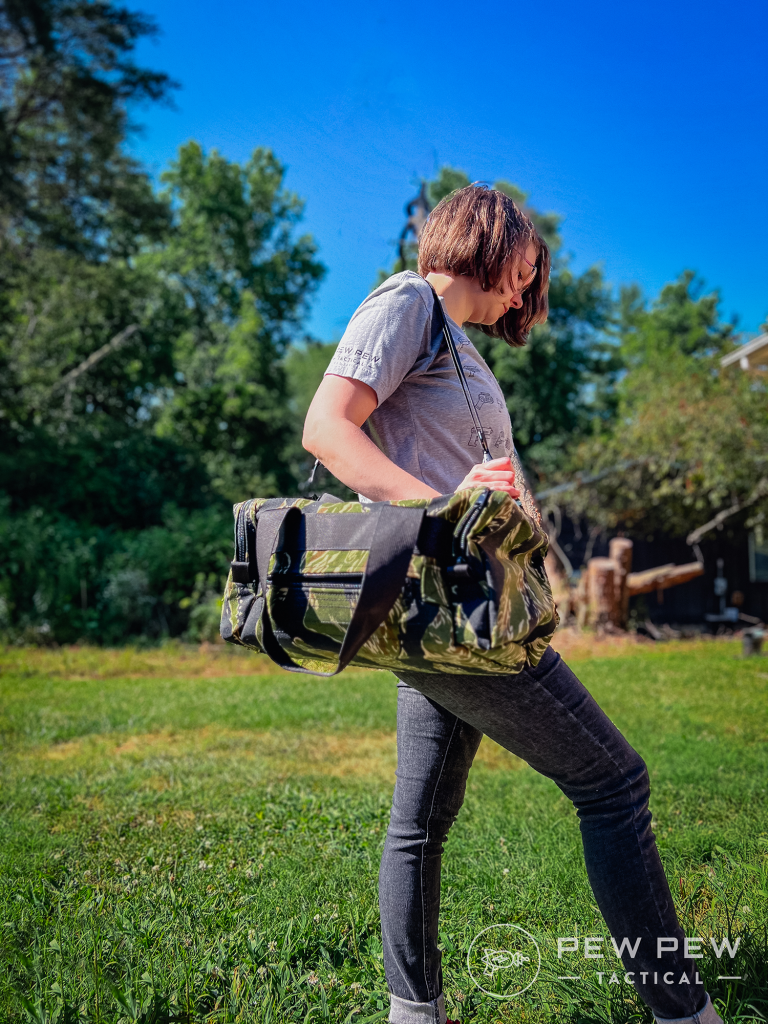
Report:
467,242,539,325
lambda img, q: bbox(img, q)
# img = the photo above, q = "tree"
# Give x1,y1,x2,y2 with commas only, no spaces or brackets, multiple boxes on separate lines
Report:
560,274,767,538
0,0,191,528
0,0,173,256
282,339,361,498
615,271,733,400
153,142,325,501
0,4,326,640
0,139,326,642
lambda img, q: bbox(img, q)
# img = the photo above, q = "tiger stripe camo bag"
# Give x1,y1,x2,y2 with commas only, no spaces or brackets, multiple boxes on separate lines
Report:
219,486,558,676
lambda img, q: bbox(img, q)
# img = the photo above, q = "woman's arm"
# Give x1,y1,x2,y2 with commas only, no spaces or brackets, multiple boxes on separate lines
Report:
303,374,520,502
303,375,438,500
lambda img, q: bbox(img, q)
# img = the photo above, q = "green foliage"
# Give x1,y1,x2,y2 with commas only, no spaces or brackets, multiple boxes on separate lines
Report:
0,244,208,529
0,495,231,644
562,274,767,535
1,2,759,647
153,142,325,502
565,368,768,537
619,272,733,369
101,504,232,640
0,22,324,642
281,341,359,498
0,250,180,430
1,643,766,1022
0,0,173,256
426,165,471,207
0,496,108,644
284,341,337,424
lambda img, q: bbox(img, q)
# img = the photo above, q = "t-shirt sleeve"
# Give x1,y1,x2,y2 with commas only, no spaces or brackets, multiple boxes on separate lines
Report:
325,275,433,406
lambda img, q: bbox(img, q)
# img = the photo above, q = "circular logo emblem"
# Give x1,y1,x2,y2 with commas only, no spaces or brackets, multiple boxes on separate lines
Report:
467,923,541,999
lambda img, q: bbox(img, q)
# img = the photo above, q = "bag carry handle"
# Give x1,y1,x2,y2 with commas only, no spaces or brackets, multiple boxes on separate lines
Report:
254,503,425,676
428,284,493,464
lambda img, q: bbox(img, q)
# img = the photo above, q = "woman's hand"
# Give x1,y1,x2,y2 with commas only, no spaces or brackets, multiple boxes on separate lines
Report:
456,457,520,499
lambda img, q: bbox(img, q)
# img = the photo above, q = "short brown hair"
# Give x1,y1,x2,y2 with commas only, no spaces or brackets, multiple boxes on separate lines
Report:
417,184,550,347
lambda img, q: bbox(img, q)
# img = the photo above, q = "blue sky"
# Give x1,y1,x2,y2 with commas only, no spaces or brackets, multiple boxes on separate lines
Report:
129,0,768,342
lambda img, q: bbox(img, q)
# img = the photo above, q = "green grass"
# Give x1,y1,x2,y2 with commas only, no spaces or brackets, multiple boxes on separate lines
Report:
1,641,767,1023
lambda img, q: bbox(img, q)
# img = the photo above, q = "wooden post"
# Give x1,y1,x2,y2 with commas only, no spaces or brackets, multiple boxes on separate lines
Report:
609,538,633,627
575,570,590,630
588,557,618,628
577,540,703,633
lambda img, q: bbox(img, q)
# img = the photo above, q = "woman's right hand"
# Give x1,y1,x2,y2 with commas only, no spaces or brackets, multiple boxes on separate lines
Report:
456,457,520,498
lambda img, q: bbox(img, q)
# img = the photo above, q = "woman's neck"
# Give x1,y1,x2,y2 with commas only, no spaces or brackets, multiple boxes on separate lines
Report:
424,272,473,326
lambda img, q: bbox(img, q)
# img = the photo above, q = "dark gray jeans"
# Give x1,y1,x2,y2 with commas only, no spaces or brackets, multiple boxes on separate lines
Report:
379,647,714,1024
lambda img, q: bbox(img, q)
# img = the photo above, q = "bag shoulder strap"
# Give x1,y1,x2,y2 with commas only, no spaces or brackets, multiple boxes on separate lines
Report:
429,286,540,523
427,284,493,464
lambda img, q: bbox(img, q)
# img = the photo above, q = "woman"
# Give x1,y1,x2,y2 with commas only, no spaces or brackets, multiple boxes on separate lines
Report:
303,185,721,1024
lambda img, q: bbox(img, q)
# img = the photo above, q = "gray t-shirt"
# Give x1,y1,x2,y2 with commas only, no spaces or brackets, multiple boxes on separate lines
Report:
325,271,515,497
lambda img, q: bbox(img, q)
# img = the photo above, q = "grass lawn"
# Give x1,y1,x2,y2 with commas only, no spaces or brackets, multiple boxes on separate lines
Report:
1,639,767,1024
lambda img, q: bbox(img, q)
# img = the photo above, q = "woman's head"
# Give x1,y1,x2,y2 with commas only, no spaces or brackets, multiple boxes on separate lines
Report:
417,184,550,347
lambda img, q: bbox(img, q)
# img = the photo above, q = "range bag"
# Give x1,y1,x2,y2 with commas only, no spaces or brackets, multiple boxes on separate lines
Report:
220,486,558,676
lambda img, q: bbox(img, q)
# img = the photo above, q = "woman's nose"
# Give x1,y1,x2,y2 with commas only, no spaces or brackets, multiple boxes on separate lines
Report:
510,293,523,309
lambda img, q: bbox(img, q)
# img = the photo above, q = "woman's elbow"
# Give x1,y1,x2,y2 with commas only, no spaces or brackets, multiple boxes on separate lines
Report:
302,406,328,458
302,416,320,457
303,375,374,459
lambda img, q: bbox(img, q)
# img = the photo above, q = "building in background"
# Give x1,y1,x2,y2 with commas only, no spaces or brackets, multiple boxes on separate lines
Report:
720,332,768,374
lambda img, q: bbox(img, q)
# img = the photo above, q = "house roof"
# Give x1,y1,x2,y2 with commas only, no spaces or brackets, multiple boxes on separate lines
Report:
720,332,768,371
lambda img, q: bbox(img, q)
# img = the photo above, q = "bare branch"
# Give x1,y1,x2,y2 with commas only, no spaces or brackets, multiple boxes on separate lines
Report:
542,503,575,578
547,531,575,580
52,324,140,393
686,478,768,546
534,459,647,501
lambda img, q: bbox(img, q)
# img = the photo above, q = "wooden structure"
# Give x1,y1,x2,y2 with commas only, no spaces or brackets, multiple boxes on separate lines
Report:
720,333,768,374
572,538,705,631
625,562,705,596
